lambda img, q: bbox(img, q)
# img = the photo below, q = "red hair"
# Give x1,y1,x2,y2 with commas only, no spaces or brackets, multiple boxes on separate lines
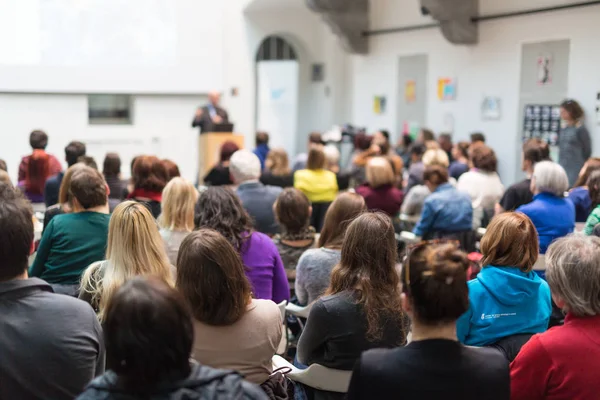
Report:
26,150,51,195
133,155,169,193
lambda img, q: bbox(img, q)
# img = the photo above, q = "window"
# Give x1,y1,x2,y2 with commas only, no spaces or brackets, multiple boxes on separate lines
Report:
88,94,133,125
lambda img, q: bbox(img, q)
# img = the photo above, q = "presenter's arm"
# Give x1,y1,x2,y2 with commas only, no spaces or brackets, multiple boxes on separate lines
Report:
191,107,204,129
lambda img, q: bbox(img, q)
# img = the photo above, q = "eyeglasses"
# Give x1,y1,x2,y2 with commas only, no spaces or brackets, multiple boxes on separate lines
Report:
402,239,460,291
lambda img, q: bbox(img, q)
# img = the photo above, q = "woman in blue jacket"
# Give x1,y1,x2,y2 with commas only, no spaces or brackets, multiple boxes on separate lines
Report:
457,212,552,347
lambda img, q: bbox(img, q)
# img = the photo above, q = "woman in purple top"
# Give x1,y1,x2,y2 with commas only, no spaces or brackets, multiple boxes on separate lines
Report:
194,187,290,303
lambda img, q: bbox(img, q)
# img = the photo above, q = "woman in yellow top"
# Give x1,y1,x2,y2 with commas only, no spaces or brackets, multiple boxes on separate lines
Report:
294,147,338,231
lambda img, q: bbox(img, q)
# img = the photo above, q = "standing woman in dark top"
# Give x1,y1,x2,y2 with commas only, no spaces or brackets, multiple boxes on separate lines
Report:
297,212,407,371
559,99,592,187
260,148,294,188
347,242,509,400
127,155,169,219
203,141,239,186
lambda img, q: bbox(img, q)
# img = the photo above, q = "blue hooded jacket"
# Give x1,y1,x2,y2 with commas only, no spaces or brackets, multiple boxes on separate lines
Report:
456,266,552,346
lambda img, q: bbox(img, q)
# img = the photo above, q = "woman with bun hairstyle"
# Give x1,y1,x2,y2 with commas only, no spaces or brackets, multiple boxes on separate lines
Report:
456,213,551,347
347,241,509,400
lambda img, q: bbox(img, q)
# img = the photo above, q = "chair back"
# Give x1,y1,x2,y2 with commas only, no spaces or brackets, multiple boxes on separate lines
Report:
272,355,352,393
488,333,534,362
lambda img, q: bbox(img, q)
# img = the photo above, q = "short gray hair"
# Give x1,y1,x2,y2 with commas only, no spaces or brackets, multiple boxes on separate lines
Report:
546,235,600,317
532,161,569,196
229,150,261,183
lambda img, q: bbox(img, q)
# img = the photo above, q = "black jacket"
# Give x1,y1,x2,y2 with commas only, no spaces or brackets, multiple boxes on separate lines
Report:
191,105,229,133
76,364,267,400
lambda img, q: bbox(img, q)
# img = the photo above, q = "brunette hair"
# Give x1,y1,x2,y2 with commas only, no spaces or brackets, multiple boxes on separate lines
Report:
65,141,86,167
256,131,269,146
480,212,539,272
455,142,470,159
58,163,89,206
30,130,48,149
266,148,291,176
423,165,449,186
420,129,435,142
469,145,497,173
162,159,180,181
177,229,252,326
470,132,486,143
587,171,600,210
402,242,469,324
0,184,33,281
275,188,311,234
318,192,366,249
328,212,405,342
308,132,324,145
574,157,600,188
104,277,193,390
133,155,169,193
194,187,253,250
25,150,50,195
523,138,550,166
561,99,585,122
306,148,326,170
103,153,121,178
220,141,240,163
354,133,372,151
68,166,108,209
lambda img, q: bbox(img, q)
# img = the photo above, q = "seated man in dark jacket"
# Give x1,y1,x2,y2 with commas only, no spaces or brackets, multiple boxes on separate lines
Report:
44,141,86,206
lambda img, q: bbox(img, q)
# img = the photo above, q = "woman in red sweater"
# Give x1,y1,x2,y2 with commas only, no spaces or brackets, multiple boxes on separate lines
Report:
510,235,600,400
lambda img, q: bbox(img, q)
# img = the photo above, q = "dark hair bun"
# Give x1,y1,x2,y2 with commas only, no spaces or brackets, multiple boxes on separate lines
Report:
425,244,469,284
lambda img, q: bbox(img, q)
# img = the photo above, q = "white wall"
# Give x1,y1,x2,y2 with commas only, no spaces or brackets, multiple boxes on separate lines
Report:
351,0,600,184
0,94,204,183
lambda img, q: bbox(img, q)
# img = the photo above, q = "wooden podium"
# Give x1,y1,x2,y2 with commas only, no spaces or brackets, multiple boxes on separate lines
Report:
198,132,245,184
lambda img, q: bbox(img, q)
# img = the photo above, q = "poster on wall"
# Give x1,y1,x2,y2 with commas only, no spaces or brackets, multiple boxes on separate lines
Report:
537,54,553,85
405,80,416,103
373,96,387,115
522,104,561,145
481,97,502,120
437,78,457,101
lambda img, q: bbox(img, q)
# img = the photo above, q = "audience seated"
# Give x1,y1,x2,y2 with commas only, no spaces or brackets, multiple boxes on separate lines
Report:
158,177,198,265
516,161,574,254
79,201,174,318
413,166,473,244
260,148,294,188
127,155,169,219
416,128,436,144
448,141,470,180
177,230,282,385
0,183,105,400
297,213,407,371
437,133,454,163
497,139,549,214
350,133,373,185
457,145,504,229
78,155,98,169
18,130,62,185
162,159,180,181
293,132,324,171
253,131,270,171
470,132,486,145
402,149,450,222
510,236,600,400
45,141,86,206
230,149,282,235
356,157,403,218
405,143,426,192
194,187,289,303
29,166,110,296
102,153,127,201
347,242,509,400
568,157,600,222
17,149,51,203
272,188,317,282
583,170,600,235
43,163,88,232
353,131,403,186
395,134,413,168
294,148,339,232
203,140,239,186
457,213,551,348
295,192,366,306
77,276,266,400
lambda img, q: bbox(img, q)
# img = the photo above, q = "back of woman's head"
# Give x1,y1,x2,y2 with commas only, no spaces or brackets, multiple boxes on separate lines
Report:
220,141,240,163
58,163,88,206
423,165,449,186
575,157,600,188
481,212,539,272
366,157,394,188
194,187,252,250
454,142,470,159
402,242,469,325
422,149,449,168
177,230,252,326
159,178,197,232
532,161,569,196
162,159,181,182
266,148,291,176
306,148,326,170
587,170,600,209
522,138,550,166
26,150,50,194
275,188,311,234
329,212,404,341
103,153,121,178
318,192,366,248
104,277,192,389
469,145,497,173
133,155,169,193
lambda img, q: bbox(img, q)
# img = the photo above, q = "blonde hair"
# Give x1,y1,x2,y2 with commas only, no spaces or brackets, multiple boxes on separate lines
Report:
366,157,395,188
266,148,291,176
422,149,450,168
159,177,197,231
80,201,173,320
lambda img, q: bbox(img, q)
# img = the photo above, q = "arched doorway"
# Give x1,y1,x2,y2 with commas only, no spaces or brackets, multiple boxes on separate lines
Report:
255,36,300,158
